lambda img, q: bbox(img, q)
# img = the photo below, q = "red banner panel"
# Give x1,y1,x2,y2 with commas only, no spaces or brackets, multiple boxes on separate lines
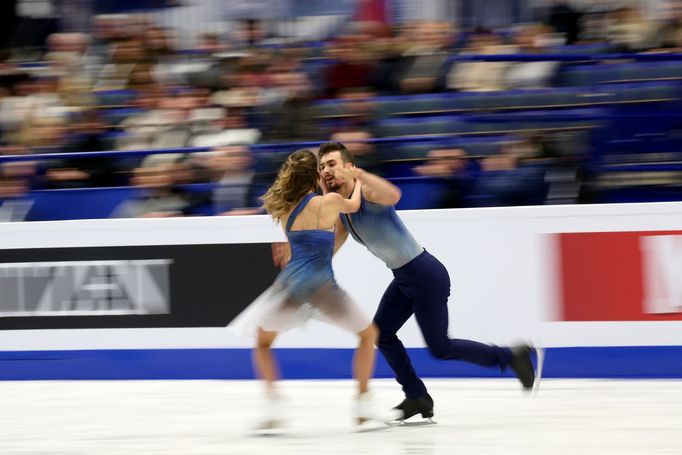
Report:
558,231,682,321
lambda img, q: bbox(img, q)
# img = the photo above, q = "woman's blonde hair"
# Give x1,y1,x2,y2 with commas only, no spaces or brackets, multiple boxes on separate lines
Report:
261,149,319,222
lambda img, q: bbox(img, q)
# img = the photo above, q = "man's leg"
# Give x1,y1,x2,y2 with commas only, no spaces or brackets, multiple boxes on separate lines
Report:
374,279,428,400
353,322,403,424
412,257,512,368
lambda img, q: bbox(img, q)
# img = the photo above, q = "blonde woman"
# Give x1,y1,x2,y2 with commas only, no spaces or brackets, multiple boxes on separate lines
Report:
229,149,399,430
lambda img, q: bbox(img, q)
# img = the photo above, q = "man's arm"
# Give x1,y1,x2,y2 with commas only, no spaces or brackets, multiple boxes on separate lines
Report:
357,169,402,206
334,219,349,255
271,242,291,269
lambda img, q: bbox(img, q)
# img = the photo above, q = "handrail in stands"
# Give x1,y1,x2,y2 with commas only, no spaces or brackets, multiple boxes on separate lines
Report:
446,53,682,62
0,129,587,163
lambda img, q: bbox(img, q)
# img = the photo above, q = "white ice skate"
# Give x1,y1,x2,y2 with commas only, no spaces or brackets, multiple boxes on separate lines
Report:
253,396,286,436
354,391,403,427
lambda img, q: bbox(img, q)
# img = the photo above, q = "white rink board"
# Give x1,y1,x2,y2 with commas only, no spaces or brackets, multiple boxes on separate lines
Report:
1,202,682,351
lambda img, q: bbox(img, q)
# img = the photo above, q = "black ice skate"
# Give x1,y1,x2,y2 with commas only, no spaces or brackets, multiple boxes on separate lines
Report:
510,344,544,393
391,393,436,425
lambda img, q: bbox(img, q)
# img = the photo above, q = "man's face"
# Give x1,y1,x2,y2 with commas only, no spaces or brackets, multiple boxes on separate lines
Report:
319,150,351,191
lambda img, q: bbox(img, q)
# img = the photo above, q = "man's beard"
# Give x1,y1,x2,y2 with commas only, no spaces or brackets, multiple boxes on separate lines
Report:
326,179,341,192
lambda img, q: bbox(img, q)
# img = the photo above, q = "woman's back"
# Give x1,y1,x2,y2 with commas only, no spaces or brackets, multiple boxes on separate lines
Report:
281,193,338,233
278,193,336,300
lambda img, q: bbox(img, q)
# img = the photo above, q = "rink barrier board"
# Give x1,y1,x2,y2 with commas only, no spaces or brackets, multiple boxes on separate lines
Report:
1,203,682,379
0,346,680,380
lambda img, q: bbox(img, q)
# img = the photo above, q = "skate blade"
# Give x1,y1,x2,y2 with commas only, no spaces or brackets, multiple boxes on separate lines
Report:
532,346,545,396
389,417,437,427
253,427,287,437
252,421,287,437
354,421,394,433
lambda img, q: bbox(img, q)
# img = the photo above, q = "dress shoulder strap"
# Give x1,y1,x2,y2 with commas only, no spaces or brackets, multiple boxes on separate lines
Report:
285,192,316,232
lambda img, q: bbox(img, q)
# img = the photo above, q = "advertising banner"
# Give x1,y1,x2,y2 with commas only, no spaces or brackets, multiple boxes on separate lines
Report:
558,231,682,321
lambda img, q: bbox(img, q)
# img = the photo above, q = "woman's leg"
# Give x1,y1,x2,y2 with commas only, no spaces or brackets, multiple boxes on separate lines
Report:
255,327,280,397
354,323,378,394
312,289,401,424
254,327,286,430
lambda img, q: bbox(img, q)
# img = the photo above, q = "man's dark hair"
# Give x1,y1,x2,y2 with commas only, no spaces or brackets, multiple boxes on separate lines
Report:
318,141,355,165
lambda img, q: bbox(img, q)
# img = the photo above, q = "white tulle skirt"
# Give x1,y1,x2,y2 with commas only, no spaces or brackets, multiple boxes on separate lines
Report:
227,280,370,337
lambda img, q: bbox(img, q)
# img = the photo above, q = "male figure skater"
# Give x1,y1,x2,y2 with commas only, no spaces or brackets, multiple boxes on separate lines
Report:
315,141,542,422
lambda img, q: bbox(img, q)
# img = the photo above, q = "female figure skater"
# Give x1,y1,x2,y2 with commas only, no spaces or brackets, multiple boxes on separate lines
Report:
229,149,399,430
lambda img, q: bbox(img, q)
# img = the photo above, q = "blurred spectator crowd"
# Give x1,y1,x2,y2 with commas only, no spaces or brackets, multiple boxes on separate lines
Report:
2,1,682,221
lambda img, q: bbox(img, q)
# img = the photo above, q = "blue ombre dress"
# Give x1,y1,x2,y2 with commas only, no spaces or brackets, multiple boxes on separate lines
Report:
229,193,368,336
277,193,336,301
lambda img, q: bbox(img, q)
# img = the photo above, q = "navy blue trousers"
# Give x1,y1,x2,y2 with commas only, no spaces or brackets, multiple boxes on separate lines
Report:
374,250,512,399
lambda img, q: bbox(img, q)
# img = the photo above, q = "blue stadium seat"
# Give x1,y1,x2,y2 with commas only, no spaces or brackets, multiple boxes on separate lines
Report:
310,99,347,118
549,43,615,54
383,137,509,178
555,64,607,86
374,94,450,116
613,81,682,102
376,116,465,137
94,89,139,106
458,138,507,156
101,107,146,125
393,177,451,210
557,62,682,86
593,185,682,204
607,61,682,83
26,187,141,221
386,142,437,160
387,137,505,160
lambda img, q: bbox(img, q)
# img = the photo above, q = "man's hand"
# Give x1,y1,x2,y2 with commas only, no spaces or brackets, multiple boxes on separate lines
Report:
271,242,290,269
334,166,364,183
352,169,401,206
350,167,365,180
